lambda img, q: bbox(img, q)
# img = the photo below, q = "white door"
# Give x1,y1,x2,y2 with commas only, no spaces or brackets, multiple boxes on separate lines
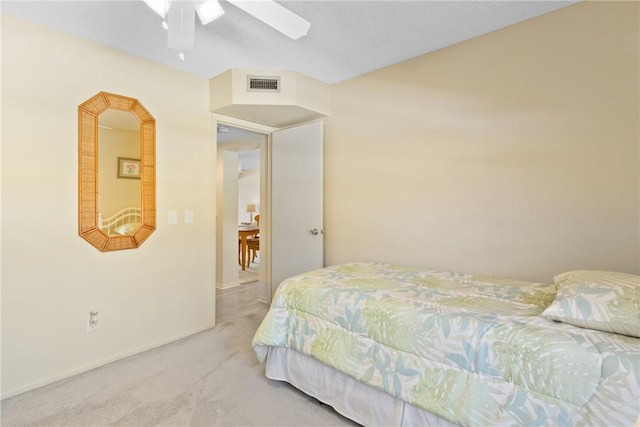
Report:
270,121,324,292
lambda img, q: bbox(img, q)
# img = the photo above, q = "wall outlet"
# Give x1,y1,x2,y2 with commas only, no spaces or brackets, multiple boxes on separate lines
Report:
87,311,100,332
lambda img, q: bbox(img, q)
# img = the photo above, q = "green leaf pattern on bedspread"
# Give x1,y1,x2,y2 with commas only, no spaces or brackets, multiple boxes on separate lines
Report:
252,263,640,426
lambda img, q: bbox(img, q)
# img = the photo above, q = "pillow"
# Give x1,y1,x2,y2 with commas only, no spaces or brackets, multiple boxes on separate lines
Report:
115,223,140,236
542,270,640,338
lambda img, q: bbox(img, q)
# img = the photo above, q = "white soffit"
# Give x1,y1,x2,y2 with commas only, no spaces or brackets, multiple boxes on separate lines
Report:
213,104,326,128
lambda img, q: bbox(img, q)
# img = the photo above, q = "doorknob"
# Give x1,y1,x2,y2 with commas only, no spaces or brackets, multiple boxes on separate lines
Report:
310,228,324,236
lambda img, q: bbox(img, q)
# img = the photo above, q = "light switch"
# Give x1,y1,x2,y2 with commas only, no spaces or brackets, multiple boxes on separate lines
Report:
168,210,178,225
184,210,194,224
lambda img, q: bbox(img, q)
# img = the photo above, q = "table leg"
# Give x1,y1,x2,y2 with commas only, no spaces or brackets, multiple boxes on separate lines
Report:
240,236,247,270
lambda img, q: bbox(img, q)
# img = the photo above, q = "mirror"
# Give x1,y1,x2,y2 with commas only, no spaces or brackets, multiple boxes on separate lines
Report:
98,110,141,236
79,92,156,251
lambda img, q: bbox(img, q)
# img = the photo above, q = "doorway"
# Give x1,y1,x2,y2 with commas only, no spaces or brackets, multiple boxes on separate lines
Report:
212,116,325,326
216,124,267,293
237,148,261,283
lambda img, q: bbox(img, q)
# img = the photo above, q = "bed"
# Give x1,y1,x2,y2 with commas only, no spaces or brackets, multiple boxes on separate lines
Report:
99,207,141,236
252,262,640,426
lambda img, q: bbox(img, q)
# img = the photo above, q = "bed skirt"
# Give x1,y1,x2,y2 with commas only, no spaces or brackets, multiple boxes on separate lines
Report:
265,346,458,427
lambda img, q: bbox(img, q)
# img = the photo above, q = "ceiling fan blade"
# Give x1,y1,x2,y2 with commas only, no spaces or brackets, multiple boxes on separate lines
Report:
226,0,310,40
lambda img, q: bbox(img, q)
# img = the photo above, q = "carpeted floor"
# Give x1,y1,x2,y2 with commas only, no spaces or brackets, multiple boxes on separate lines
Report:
1,285,359,426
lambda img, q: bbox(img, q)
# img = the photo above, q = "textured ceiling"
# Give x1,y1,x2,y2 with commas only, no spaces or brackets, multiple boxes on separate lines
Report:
1,0,577,84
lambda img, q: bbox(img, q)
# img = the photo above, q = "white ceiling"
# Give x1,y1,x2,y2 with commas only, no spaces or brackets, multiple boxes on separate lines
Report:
1,0,577,85
217,125,265,171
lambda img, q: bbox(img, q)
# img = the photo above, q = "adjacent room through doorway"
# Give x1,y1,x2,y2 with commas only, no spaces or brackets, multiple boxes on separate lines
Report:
215,124,267,318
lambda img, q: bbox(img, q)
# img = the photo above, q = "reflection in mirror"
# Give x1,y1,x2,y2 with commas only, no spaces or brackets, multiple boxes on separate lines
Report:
78,92,156,252
98,110,141,236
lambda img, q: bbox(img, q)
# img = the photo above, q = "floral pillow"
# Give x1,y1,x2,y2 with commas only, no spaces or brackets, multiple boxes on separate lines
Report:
542,270,640,338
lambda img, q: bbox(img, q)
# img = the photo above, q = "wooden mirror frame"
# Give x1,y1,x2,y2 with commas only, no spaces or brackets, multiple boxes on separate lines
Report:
78,92,156,251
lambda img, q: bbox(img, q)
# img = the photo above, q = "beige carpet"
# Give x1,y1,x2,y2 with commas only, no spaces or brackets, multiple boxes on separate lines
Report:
1,304,358,426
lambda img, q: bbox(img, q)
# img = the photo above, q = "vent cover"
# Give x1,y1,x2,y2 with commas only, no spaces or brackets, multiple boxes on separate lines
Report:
247,75,281,93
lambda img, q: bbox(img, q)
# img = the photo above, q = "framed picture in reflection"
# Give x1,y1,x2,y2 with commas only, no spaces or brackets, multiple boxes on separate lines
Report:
117,157,141,179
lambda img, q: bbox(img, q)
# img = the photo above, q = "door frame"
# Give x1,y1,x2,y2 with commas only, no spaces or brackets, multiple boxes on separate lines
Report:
211,114,277,326
211,114,325,325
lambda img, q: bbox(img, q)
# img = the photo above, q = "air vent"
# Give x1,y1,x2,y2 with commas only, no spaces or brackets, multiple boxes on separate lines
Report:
247,75,281,93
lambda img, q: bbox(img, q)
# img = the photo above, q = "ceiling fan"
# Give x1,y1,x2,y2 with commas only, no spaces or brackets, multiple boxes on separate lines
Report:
142,0,311,60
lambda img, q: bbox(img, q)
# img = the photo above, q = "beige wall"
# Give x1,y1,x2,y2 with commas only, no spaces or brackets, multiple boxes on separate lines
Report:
1,16,213,397
324,2,639,282
216,150,240,288
239,168,260,224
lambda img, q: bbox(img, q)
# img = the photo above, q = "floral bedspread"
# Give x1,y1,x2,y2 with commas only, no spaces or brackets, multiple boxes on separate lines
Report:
252,263,640,426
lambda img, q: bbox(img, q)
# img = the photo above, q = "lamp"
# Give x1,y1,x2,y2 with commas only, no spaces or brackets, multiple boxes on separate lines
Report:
196,0,225,25
143,0,172,18
143,0,224,24
246,204,256,223
143,0,225,59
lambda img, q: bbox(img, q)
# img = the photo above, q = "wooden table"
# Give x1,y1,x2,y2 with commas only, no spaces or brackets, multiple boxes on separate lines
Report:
238,226,259,270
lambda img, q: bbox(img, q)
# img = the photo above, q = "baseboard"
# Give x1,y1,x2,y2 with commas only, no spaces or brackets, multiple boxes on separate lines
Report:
1,324,212,400
216,281,241,290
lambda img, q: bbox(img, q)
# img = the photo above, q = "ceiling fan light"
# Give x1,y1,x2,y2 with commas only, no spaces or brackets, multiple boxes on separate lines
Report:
227,0,310,40
196,0,225,25
143,0,172,18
